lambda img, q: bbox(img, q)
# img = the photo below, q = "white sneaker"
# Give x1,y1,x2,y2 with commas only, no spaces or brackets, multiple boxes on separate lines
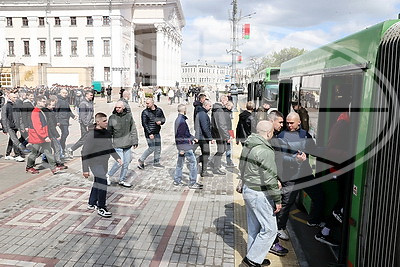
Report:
97,207,112,218
14,156,25,162
4,155,15,160
119,181,132,188
278,229,289,240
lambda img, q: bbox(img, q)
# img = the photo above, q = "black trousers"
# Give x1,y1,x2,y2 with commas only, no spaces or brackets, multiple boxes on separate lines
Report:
198,140,210,173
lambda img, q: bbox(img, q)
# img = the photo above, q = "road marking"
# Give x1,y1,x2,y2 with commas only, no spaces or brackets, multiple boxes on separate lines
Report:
289,209,308,225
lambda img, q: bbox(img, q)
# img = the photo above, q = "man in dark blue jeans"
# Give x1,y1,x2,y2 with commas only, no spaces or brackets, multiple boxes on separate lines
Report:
138,98,165,169
82,113,121,218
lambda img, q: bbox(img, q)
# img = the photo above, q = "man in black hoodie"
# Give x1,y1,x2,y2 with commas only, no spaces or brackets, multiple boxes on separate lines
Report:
138,98,166,169
82,112,122,218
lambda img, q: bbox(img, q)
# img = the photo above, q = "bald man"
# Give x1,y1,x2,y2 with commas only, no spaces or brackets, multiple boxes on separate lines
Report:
276,112,324,241
239,120,282,266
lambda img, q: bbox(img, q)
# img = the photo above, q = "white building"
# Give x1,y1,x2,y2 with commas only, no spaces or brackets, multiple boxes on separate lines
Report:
181,63,251,91
0,0,184,89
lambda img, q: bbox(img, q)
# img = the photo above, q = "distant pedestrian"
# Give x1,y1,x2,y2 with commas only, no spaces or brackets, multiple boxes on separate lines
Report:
82,112,122,218
106,85,112,103
173,104,203,189
236,101,256,145
168,88,174,105
138,98,166,169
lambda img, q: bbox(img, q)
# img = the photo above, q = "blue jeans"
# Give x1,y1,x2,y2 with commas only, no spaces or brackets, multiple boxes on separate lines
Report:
140,134,161,164
108,147,132,182
243,184,278,264
174,149,197,185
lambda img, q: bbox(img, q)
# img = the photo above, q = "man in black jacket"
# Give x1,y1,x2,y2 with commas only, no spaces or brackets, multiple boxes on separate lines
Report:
82,112,122,218
1,93,24,161
194,100,214,177
210,95,230,175
138,98,166,169
55,89,77,156
236,101,256,145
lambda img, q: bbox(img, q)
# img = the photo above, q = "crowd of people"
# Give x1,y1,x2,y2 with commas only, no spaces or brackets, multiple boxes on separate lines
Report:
0,84,346,265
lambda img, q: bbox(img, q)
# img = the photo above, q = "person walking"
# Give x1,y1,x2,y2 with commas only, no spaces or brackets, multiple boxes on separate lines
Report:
173,104,203,189
107,101,138,187
25,95,64,175
66,90,94,157
194,100,214,177
138,98,166,169
239,121,282,267
106,85,112,103
1,93,25,162
82,112,122,218
55,89,77,157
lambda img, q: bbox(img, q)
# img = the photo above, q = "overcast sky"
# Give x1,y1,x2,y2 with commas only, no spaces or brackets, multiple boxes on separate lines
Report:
180,0,400,66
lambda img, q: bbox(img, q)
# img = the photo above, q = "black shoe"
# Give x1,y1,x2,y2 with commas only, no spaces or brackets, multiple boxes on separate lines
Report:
173,181,187,186
315,231,339,246
212,168,226,175
332,209,343,224
269,242,288,256
261,259,271,266
242,257,261,267
200,171,213,177
137,160,145,170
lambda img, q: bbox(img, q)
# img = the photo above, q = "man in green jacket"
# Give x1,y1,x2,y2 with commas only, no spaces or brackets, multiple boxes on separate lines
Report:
239,121,282,267
107,101,138,187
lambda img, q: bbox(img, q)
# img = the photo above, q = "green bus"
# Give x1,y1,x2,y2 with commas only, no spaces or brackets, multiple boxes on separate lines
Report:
277,19,400,266
248,67,280,108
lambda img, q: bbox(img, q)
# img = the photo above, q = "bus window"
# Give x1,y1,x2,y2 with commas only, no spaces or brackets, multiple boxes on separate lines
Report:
263,83,279,108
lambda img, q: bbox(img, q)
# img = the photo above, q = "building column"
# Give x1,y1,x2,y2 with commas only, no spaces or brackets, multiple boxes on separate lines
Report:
155,24,164,86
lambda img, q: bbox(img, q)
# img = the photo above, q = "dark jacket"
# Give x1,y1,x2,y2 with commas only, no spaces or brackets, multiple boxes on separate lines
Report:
193,100,203,122
14,98,24,130
56,95,75,125
211,102,230,140
194,106,212,141
236,110,255,143
174,113,194,151
277,129,316,182
108,108,138,149
81,128,120,172
42,107,60,139
141,105,166,137
21,99,34,129
1,100,17,132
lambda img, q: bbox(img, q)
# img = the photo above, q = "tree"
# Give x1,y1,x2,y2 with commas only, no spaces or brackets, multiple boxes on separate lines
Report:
261,47,307,68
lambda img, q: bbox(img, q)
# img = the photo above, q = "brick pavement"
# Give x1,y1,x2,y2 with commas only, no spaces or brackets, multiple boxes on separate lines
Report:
0,94,299,266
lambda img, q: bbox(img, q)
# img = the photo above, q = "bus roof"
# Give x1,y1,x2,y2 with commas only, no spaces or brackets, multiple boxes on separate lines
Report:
279,20,400,79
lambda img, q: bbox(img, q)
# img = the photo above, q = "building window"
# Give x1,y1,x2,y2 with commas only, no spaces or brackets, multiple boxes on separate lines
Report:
103,16,110,26
71,40,77,56
55,40,62,56
22,17,28,27
103,39,110,56
6,17,12,27
104,67,110,81
55,17,61,26
87,40,93,56
39,17,45,26
8,41,14,56
40,40,46,56
23,40,30,56
87,16,93,26
70,17,76,26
